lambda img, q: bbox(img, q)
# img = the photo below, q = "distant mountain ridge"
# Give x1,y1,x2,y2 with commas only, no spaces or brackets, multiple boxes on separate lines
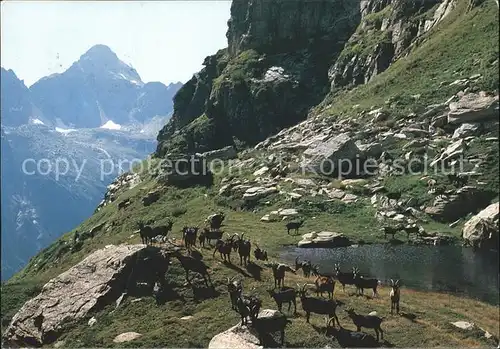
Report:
27,45,182,129
0,45,182,279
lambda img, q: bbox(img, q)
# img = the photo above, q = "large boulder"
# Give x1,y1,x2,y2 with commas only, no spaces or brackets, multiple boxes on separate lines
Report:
208,309,285,349
3,244,170,347
243,186,278,201
424,186,492,222
452,123,481,139
208,324,262,349
302,133,361,176
447,92,499,124
462,202,499,249
113,332,142,343
298,231,352,248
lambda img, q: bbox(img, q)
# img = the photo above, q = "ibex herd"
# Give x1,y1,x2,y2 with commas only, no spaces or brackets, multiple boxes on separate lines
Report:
133,212,403,346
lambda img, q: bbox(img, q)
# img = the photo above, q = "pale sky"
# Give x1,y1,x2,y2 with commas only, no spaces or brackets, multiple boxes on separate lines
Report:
0,1,231,87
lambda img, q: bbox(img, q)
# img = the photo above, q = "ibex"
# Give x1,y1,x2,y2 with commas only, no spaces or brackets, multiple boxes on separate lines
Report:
298,283,340,328
286,220,304,235
232,233,251,266
345,308,384,341
171,250,212,288
334,263,356,292
268,262,295,288
390,279,401,315
352,267,380,297
295,257,313,277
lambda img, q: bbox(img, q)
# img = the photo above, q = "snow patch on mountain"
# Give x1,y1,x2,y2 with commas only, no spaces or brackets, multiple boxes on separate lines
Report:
31,119,45,125
100,120,122,130
55,127,77,134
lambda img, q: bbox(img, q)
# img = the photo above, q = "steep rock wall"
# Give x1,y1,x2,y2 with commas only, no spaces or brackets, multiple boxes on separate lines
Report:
329,0,457,89
156,0,361,156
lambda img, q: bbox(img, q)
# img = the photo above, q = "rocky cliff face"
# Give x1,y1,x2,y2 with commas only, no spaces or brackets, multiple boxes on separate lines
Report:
156,0,361,156
156,0,490,157
226,0,361,55
329,0,458,89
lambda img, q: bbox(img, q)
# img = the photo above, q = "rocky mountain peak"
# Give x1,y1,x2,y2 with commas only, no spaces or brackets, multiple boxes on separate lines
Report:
76,44,143,85
28,45,180,129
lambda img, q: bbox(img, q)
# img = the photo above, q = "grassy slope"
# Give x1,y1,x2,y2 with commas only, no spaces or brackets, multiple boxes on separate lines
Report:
2,0,499,347
2,164,498,347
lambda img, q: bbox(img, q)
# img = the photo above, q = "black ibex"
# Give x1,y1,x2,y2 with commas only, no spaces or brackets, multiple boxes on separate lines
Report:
353,267,380,297
286,220,304,235
235,293,262,325
137,222,154,245
198,229,206,247
334,263,356,293
227,276,242,310
345,308,384,341
206,212,225,230
267,287,297,314
250,308,291,347
382,224,404,240
118,198,131,210
447,173,468,188
295,257,313,277
232,233,251,266
172,250,212,288
203,228,224,246
390,279,401,315
403,225,422,239
152,220,173,241
298,283,340,328
254,245,268,261
183,227,198,249
268,262,295,288
314,276,335,299
213,235,233,263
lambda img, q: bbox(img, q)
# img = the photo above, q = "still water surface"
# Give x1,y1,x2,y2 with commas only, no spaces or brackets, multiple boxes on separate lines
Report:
281,244,499,305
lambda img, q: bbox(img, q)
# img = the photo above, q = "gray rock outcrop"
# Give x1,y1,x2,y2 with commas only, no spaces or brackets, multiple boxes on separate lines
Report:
452,123,481,138
3,244,169,347
424,186,492,222
298,231,352,248
462,202,499,249
208,324,262,349
448,92,499,124
208,309,286,349
302,133,360,175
